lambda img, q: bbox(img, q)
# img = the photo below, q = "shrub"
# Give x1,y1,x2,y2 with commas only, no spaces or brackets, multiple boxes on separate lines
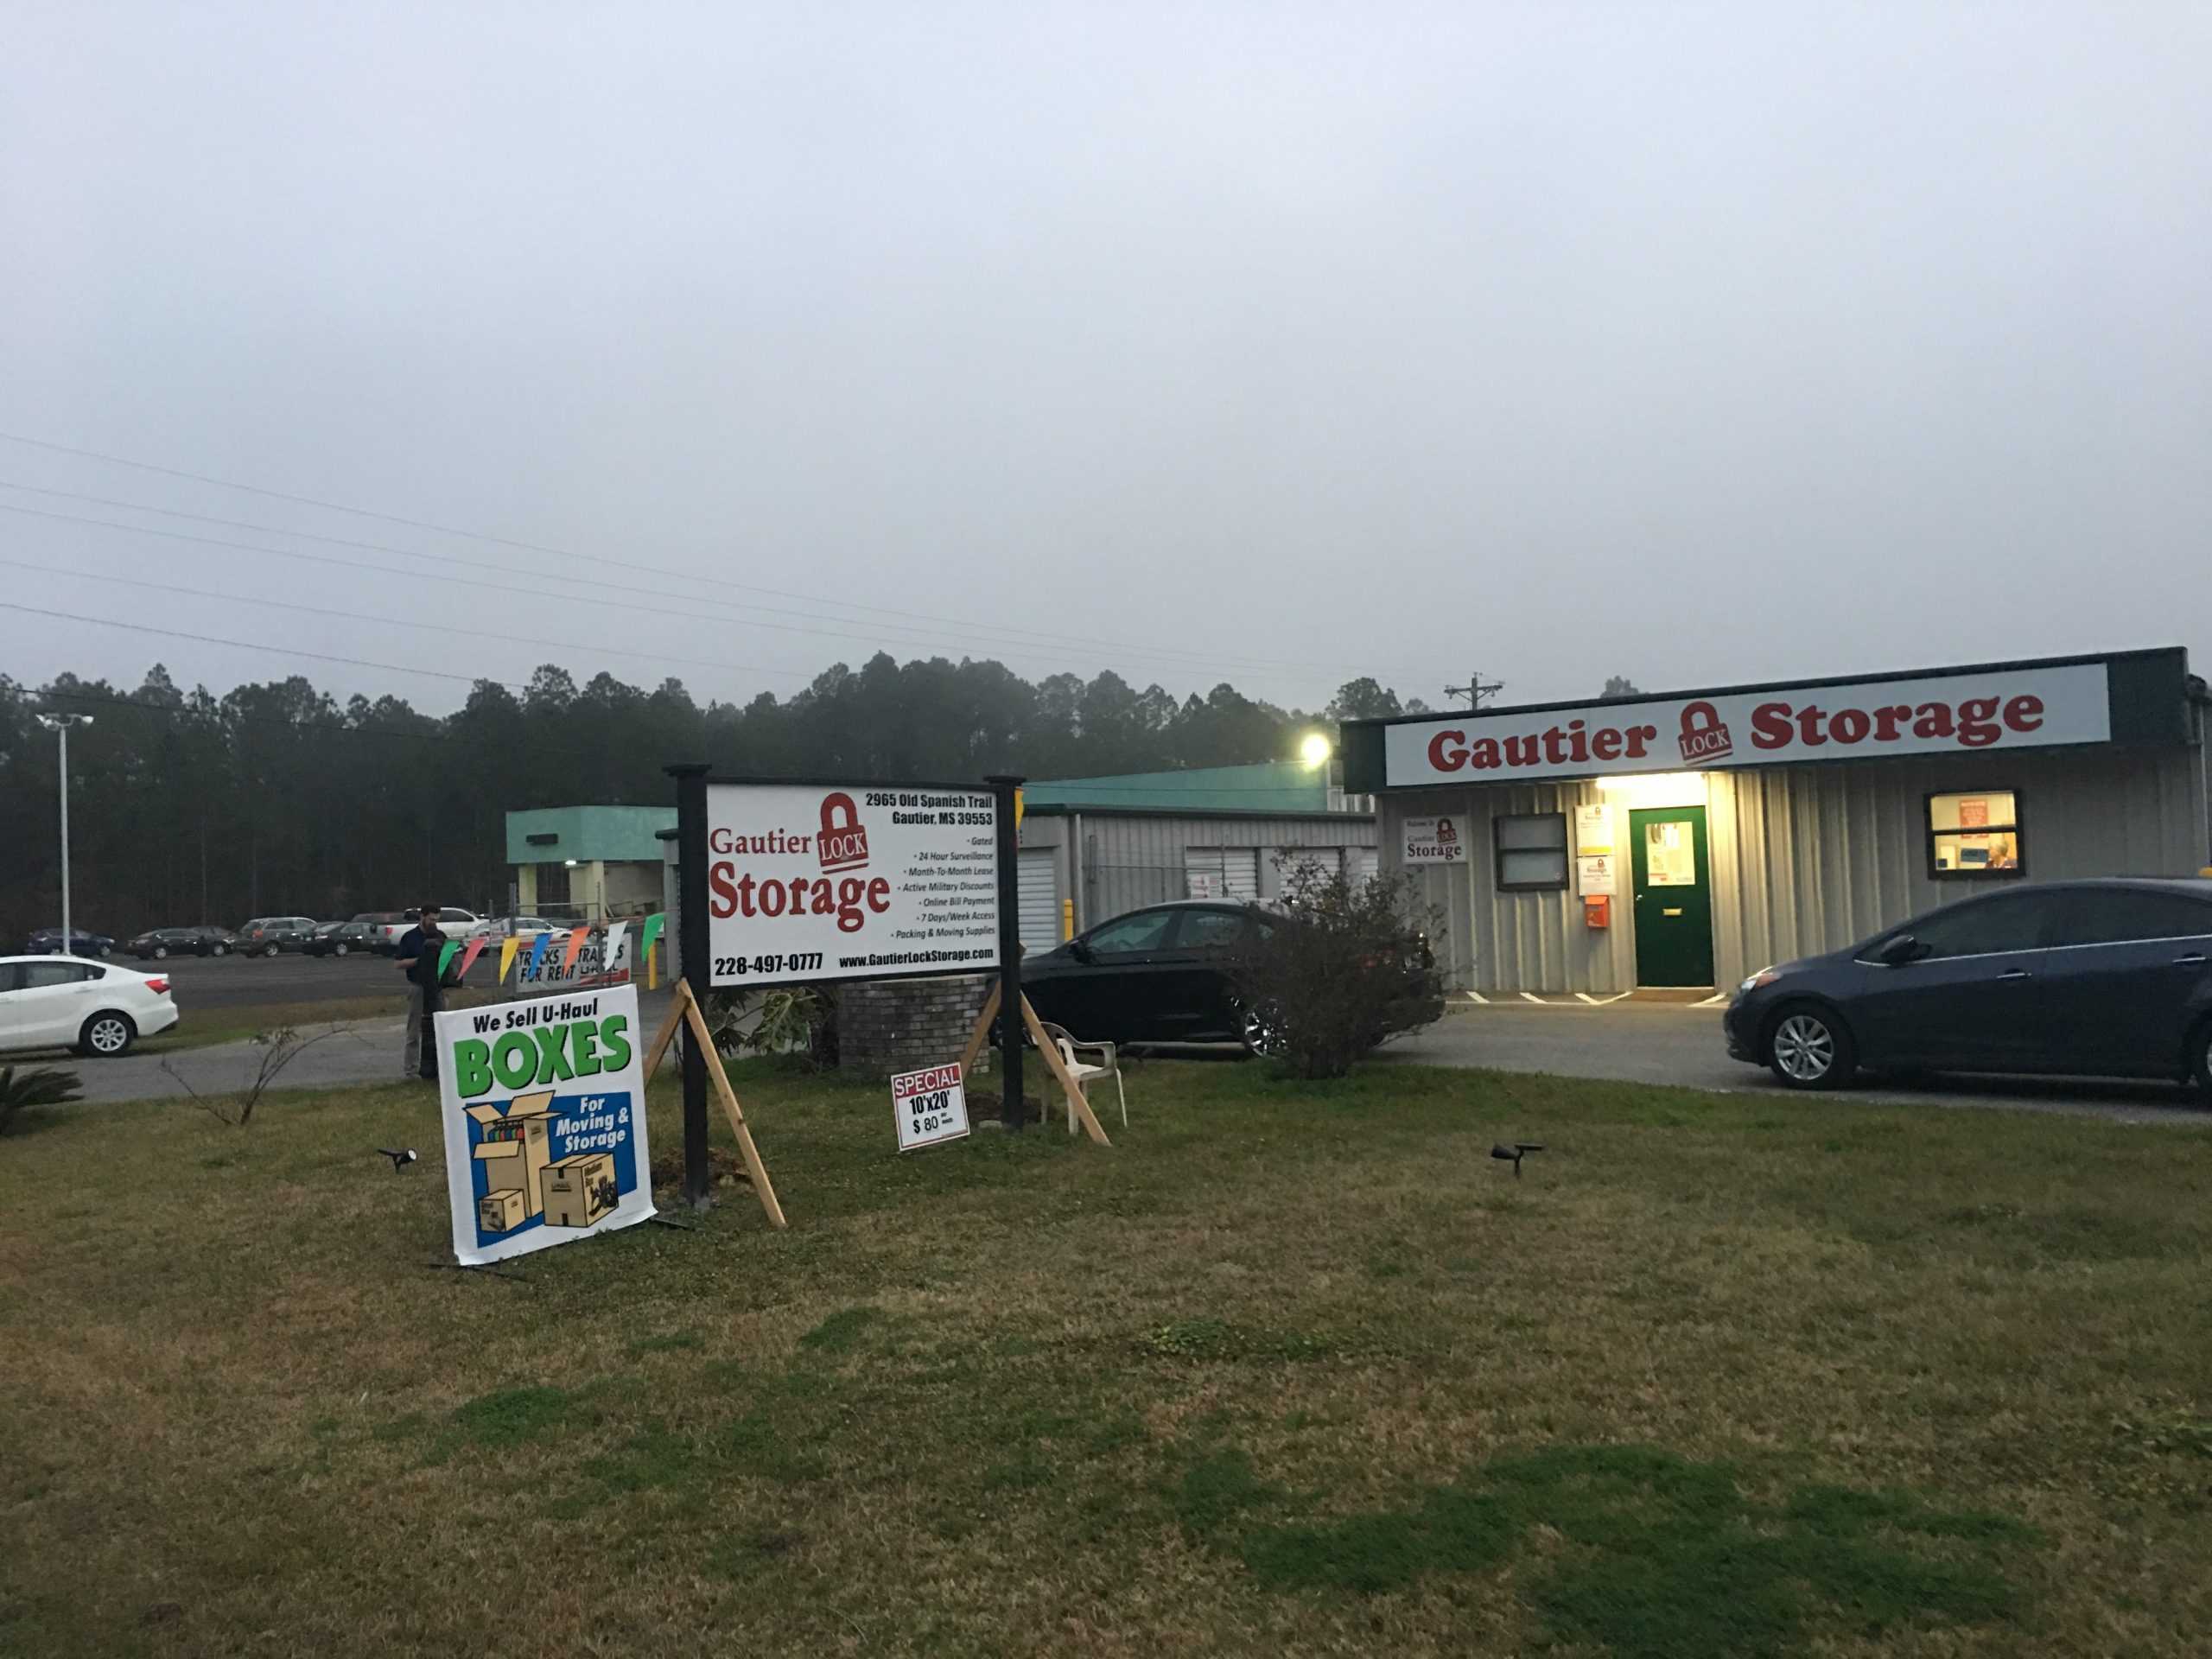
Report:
1225,855,1444,1078
0,1065,83,1137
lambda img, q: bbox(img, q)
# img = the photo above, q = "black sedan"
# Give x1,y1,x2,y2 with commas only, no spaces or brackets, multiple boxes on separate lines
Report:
1726,878,2212,1095
1022,902,1261,1046
126,925,238,960
24,927,114,957
302,920,378,957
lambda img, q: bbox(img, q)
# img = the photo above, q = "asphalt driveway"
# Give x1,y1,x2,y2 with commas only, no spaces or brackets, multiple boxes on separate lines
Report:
1389,1000,2212,1127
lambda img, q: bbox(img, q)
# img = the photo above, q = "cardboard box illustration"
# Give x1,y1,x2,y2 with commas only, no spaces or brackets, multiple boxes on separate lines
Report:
540,1153,618,1228
479,1188,526,1232
467,1090,556,1219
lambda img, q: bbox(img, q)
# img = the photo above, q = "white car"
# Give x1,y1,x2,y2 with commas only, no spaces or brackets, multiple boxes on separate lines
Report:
373,907,483,949
0,956,179,1058
467,915,556,940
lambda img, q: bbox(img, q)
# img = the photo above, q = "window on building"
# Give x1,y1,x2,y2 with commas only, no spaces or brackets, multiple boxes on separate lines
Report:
1495,812,1568,891
537,861,572,904
1928,791,2023,879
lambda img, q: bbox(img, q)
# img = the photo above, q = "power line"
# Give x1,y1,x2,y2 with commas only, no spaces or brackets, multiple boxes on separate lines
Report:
26,683,456,743
0,439,1406,681
0,554,817,684
1,499,1327,699
0,601,531,690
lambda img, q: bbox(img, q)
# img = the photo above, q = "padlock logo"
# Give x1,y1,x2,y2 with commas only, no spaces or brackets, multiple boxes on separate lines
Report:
1435,817,1458,843
817,791,871,873
1677,701,1734,766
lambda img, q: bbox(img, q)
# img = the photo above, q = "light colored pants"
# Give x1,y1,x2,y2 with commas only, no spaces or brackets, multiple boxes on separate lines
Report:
402,984,427,1077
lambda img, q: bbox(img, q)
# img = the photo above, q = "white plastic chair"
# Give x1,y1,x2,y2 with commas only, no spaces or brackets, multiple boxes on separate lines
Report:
1037,1020,1127,1131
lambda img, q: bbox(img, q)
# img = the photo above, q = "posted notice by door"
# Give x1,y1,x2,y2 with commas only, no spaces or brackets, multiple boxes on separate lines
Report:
704,783,1001,988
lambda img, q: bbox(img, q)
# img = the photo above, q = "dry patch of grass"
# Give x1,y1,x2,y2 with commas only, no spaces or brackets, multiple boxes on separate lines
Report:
3,1056,2210,1655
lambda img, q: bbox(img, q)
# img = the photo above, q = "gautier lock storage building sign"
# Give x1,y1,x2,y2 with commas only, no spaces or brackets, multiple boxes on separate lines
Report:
1341,649,2211,996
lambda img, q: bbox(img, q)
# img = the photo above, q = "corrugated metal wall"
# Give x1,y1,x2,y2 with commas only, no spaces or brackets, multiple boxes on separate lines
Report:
1383,781,1633,994
1020,811,1379,930
1384,738,2211,994
1708,742,2211,988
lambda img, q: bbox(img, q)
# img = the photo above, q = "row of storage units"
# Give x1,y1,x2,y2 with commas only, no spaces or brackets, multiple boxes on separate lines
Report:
1014,810,1382,957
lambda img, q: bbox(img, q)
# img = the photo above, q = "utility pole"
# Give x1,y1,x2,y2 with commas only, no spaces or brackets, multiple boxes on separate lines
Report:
1444,669,1503,709
36,714,94,956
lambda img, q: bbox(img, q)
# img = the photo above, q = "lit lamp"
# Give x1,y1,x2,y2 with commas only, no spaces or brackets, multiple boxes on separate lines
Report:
1299,733,1333,769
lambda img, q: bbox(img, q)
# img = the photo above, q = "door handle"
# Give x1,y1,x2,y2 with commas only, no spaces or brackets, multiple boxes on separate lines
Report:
1996,968,2033,981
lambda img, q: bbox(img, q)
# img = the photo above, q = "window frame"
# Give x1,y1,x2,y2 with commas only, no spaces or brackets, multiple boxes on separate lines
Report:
1493,810,1570,893
1924,788,2026,882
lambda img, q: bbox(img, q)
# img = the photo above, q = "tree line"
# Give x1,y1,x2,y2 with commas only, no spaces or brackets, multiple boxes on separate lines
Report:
0,658,1434,941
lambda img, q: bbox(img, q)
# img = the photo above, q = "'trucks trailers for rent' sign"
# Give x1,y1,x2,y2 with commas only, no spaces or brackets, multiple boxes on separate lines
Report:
704,783,1001,988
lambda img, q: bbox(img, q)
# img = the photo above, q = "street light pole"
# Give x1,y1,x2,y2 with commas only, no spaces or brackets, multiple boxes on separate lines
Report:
35,715,94,957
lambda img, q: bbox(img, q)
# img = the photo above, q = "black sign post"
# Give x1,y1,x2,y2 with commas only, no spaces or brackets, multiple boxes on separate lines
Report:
986,774,1025,1130
667,762,713,1210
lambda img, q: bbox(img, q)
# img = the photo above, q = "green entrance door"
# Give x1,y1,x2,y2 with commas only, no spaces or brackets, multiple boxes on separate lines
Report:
1630,804,1714,988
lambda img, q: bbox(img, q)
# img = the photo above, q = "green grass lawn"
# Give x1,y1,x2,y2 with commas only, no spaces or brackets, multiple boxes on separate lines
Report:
3,1056,2210,1656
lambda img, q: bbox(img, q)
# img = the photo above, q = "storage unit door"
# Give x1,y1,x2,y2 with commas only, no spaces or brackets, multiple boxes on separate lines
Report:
1017,849,1061,955
1350,847,1379,885
1222,849,1260,901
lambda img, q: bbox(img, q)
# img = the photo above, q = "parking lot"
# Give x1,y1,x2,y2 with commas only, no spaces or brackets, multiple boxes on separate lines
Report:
114,948,404,1010
1391,999,2212,1126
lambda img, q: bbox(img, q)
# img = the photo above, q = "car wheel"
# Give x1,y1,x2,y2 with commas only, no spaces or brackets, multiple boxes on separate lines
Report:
1240,1002,1287,1059
79,1011,136,1058
1765,1003,1857,1090
264,944,281,958
334,941,349,957
98,945,111,958
152,944,168,960
211,943,228,957
2190,1020,2212,1102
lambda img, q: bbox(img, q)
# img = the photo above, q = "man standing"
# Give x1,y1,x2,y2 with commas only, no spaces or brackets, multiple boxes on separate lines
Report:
397,903,446,1079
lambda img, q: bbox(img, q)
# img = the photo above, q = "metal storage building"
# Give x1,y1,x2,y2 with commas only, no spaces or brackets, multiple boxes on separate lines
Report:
1341,648,2211,996
1014,762,1378,957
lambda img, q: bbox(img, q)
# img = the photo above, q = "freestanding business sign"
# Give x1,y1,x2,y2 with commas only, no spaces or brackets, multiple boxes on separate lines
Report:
435,982,654,1265
665,767,1031,1211
701,781,1002,988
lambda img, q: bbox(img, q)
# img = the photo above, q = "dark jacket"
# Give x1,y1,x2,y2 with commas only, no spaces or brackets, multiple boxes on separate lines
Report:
397,924,443,988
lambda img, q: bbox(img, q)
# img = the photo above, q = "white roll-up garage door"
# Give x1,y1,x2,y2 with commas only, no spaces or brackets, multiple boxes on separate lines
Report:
1018,848,1060,955
1351,847,1379,885
1185,848,1260,902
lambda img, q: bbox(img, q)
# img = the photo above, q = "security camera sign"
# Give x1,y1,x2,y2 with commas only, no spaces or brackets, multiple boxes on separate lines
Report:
703,782,1001,988
891,1062,970,1152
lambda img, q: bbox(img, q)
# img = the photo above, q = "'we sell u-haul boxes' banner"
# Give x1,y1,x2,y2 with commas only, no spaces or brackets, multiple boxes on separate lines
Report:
435,984,653,1266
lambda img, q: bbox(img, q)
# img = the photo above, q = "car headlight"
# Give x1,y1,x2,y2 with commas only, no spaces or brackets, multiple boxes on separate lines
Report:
1738,967,1780,994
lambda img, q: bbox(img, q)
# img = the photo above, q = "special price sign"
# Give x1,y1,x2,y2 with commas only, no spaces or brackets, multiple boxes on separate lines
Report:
704,782,1001,988
891,1062,969,1152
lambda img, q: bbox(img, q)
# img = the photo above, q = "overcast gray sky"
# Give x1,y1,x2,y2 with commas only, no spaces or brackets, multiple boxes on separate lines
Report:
4,3,2207,715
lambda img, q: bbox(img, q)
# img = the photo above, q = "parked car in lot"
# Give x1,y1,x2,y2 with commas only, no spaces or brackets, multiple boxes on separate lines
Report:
467,914,556,940
0,955,178,1058
358,912,410,953
236,916,320,957
125,925,238,960
1726,878,2212,1095
370,907,483,950
23,927,115,958
1020,899,1443,1052
302,920,378,957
